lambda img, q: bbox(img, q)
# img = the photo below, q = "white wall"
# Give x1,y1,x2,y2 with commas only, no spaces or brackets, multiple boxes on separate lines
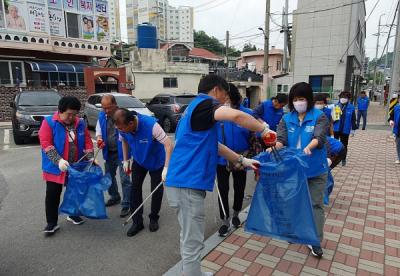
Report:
132,72,202,100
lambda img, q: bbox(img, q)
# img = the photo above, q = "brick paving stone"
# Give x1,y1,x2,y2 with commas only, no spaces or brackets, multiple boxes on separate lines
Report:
225,257,251,272
361,241,384,254
287,262,303,275
342,229,363,239
324,232,340,242
300,266,328,276
325,219,345,228
230,271,244,276
366,215,385,223
245,263,263,276
220,242,240,251
206,250,222,262
282,250,308,264
345,216,365,226
215,267,233,276
233,247,250,259
275,260,291,273
242,240,264,252
201,260,222,272
364,227,385,237
385,238,400,249
243,249,259,262
269,239,289,249
254,253,280,268
258,266,274,275
214,253,232,266
215,244,237,256
358,259,384,274
337,243,360,257
330,262,357,276
385,255,400,268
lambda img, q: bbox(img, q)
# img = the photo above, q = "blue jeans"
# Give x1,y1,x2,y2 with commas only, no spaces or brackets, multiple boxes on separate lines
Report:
396,136,400,161
357,110,368,130
105,152,132,208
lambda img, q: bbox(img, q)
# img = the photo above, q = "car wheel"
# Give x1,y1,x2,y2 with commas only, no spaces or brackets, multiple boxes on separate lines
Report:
162,117,175,133
12,129,25,145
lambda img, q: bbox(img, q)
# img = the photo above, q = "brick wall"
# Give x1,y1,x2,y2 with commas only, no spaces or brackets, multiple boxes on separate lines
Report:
0,86,88,122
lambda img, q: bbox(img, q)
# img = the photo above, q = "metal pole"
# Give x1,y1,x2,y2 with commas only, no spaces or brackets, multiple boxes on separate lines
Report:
282,0,289,73
373,15,384,98
263,0,270,99
225,30,229,80
390,7,400,97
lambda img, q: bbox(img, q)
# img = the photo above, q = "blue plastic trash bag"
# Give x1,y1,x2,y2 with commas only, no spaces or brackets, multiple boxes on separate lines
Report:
59,161,111,219
324,170,334,205
245,148,320,246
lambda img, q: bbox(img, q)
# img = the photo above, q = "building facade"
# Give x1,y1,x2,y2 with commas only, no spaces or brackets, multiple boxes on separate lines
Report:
126,0,193,44
236,47,284,77
109,0,121,41
273,0,366,99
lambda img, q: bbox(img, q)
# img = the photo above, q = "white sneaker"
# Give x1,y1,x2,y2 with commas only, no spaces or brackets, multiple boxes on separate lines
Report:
395,160,400,164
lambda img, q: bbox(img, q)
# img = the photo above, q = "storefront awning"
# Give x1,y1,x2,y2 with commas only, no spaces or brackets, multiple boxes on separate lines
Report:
26,62,88,73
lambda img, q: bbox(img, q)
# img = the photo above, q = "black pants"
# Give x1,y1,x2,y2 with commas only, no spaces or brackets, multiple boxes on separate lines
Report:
45,181,63,225
130,161,163,224
334,132,349,161
330,147,347,169
216,165,247,220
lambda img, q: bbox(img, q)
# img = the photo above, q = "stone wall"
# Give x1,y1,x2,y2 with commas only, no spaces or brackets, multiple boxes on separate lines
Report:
0,87,88,122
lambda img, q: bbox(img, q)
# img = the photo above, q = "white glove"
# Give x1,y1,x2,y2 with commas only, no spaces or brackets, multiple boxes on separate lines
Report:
58,159,70,172
241,157,260,170
327,158,332,167
390,120,394,127
162,167,168,182
260,122,271,137
123,159,131,174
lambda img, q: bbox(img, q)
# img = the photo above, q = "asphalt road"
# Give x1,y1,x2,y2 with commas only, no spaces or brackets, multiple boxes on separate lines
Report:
0,127,257,276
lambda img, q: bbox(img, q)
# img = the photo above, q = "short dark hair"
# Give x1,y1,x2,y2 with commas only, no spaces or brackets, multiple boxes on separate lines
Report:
58,96,81,113
288,82,314,111
227,83,241,107
314,93,328,104
198,74,229,94
275,93,288,104
360,91,366,95
339,91,351,99
114,108,137,125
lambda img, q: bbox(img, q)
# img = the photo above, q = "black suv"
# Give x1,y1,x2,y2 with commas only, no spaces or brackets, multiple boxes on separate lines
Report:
10,90,61,144
146,93,196,132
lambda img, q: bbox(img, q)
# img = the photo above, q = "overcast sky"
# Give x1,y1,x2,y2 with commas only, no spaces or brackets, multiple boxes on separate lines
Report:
121,0,397,59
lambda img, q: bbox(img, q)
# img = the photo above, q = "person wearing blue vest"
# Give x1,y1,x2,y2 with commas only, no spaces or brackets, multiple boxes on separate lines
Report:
95,94,132,218
113,108,173,237
253,93,288,131
314,93,334,137
275,82,329,258
326,136,346,169
165,75,274,276
39,96,94,236
389,94,400,164
333,91,357,166
217,84,254,237
356,91,370,130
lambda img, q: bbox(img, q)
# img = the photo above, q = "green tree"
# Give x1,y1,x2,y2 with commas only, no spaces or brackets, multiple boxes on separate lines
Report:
194,30,241,57
242,43,257,52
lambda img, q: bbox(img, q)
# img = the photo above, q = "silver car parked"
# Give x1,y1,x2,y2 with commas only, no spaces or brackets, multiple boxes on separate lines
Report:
83,93,154,128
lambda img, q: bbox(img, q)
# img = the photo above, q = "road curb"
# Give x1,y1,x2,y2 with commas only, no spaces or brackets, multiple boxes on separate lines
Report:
163,205,251,276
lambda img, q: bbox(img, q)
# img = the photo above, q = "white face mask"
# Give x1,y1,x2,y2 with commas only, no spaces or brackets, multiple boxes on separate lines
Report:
293,101,308,114
340,98,349,104
315,104,324,110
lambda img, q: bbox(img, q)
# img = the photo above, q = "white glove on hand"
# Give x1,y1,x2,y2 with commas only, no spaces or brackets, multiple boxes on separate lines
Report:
241,157,260,170
260,122,271,137
327,158,332,167
162,167,168,182
390,120,394,127
123,160,131,174
58,159,70,172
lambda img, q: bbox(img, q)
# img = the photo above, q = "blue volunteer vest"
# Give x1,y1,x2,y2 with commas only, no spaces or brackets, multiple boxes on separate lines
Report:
218,105,252,165
393,105,400,136
41,115,86,175
357,97,369,111
333,103,355,135
262,100,284,131
166,94,219,191
119,113,165,171
327,137,343,155
98,111,130,161
322,107,332,122
283,108,328,178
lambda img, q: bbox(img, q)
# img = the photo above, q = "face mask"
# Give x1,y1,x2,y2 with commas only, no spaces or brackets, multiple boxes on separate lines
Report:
293,101,308,113
315,104,324,110
340,98,349,104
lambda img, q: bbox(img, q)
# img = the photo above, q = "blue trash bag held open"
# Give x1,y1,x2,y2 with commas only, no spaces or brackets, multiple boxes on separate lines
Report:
324,170,334,205
245,148,321,247
59,161,111,219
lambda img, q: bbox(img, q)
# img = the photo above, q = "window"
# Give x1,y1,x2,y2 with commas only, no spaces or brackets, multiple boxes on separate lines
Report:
276,61,281,71
163,77,177,88
309,75,334,93
283,85,288,93
0,61,11,85
66,13,80,38
68,73,77,86
78,73,84,86
49,72,59,87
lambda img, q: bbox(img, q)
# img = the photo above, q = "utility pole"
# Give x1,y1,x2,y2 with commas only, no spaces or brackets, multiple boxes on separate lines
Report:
282,0,289,73
263,0,270,99
372,14,385,96
390,7,400,98
225,30,229,80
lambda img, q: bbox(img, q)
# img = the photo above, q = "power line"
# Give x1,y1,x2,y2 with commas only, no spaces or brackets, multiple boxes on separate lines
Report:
271,0,366,16
195,0,234,13
377,0,399,62
339,0,380,62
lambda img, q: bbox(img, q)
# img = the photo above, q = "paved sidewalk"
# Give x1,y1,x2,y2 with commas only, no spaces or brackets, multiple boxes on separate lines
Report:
200,129,400,276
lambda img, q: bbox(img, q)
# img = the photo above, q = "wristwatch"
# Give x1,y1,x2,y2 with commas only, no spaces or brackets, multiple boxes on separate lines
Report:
237,154,244,164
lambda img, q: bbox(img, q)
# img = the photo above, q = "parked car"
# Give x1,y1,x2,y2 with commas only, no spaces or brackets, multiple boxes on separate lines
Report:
10,90,61,145
146,93,196,133
83,93,154,128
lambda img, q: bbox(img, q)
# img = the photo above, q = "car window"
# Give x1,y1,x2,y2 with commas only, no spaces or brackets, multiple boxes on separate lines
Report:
115,96,145,108
87,96,96,105
160,97,169,104
94,96,102,105
18,92,61,106
150,97,160,105
175,96,195,105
